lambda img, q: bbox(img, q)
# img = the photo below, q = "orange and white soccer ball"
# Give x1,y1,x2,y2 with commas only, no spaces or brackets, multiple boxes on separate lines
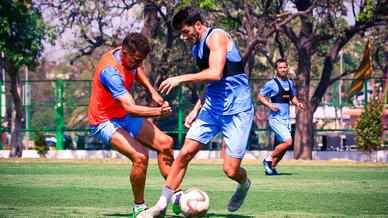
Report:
179,188,209,217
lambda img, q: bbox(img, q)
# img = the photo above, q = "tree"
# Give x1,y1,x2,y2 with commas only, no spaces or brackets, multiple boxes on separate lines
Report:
34,131,48,157
288,0,386,159
0,0,52,157
355,94,383,156
202,0,386,159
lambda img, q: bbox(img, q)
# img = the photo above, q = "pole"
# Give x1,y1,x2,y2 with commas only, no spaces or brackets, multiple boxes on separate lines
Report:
339,50,343,129
24,66,29,148
0,55,4,149
55,80,64,150
0,77,2,150
178,85,183,148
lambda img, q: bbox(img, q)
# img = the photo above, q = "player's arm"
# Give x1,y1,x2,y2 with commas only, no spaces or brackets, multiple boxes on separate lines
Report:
291,96,304,111
116,93,171,117
289,81,304,110
159,31,228,94
257,82,280,112
135,67,164,106
100,67,171,117
185,88,205,128
257,94,278,112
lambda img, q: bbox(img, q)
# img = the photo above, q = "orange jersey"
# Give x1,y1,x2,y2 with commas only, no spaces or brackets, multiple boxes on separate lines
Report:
88,47,135,126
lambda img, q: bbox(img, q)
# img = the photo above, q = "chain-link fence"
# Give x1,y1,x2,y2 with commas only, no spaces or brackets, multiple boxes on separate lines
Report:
0,77,387,151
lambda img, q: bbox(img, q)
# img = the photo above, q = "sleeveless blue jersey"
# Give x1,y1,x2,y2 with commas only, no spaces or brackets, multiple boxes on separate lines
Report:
260,77,295,119
192,28,252,115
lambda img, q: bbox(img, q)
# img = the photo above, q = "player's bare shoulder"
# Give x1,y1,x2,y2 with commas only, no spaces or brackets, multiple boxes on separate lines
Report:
207,29,230,49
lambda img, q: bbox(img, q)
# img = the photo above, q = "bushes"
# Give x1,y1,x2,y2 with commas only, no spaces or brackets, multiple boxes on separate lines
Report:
35,131,49,156
355,95,384,153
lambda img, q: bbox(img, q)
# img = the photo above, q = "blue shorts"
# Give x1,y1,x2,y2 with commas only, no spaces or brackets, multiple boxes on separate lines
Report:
186,107,253,159
269,118,292,142
89,114,145,145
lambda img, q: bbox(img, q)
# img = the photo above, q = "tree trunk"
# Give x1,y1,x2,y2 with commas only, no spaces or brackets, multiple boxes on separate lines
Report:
138,0,159,106
8,65,23,158
294,46,313,159
141,0,159,77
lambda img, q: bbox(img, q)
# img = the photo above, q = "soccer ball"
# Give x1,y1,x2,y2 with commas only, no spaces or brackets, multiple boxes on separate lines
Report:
179,188,209,217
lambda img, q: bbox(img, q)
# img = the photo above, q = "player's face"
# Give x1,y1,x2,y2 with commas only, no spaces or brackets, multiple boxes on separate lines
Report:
179,24,201,45
276,62,288,78
120,49,146,70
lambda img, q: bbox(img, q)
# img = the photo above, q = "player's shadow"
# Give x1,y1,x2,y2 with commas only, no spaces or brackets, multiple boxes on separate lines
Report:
103,213,131,217
104,213,254,217
204,214,254,218
165,214,254,218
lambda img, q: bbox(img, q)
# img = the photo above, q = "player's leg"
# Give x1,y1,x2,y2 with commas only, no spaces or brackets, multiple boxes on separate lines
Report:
165,138,203,190
222,147,247,183
104,115,154,217
90,118,149,205
271,140,291,168
110,128,149,204
138,108,218,217
265,118,292,174
122,115,178,216
221,107,253,212
135,119,174,178
138,140,206,217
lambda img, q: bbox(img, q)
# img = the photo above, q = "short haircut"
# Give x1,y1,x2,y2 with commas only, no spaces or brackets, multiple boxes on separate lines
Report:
122,33,150,55
275,58,288,67
172,6,203,30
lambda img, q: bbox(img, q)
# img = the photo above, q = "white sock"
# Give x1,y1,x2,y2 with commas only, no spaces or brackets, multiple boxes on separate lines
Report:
133,202,147,212
170,190,182,204
155,187,174,209
238,178,250,191
134,202,146,208
265,156,273,162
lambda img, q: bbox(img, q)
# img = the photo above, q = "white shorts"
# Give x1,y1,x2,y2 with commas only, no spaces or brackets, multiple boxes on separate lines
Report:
186,107,253,158
269,118,292,142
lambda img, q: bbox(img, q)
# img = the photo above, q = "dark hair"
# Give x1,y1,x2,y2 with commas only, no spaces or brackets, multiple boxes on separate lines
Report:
275,58,288,67
172,6,203,30
122,33,150,55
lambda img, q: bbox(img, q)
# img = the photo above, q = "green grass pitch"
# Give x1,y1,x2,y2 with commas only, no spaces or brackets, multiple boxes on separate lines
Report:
0,159,387,217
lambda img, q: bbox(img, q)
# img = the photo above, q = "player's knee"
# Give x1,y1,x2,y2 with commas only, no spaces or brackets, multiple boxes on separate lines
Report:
133,153,149,168
285,140,293,148
157,135,174,152
176,149,195,165
162,135,174,149
223,166,238,179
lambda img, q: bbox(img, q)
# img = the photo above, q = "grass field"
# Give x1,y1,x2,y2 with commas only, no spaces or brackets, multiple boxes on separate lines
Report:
0,159,388,217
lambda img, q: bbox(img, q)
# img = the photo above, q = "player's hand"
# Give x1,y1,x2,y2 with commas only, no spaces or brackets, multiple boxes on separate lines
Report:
160,101,172,115
151,92,164,106
184,110,198,128
159,76,181,95
297,102,304,111
270,105,280,112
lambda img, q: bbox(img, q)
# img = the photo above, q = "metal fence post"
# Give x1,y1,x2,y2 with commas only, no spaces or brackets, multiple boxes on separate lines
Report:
0,79,2,150
178,85,183,148
55,80,64,150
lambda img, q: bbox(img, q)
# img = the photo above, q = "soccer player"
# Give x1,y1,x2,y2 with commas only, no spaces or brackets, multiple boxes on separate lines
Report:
138,6,253,217
88,32,179,217
257,58,304,175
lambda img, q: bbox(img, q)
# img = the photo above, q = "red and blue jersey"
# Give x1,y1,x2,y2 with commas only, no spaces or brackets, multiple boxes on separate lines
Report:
88,47,136,126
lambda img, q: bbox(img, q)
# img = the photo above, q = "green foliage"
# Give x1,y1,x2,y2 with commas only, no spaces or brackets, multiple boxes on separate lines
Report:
34,131,48,155
178,0,220,10
356,0,376,22
355,95,384,152
31,109,56,130
0,0,52,69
